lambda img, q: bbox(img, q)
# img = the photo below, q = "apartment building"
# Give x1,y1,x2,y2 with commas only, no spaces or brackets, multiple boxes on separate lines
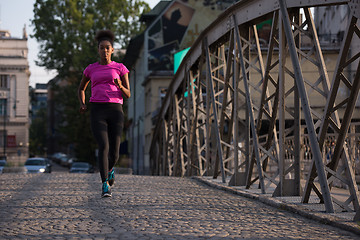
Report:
123,0,237,174
0,29,30,165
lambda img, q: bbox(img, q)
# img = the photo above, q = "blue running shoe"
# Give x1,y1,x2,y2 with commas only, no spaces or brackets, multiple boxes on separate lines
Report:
108,168,115,186
102,181,112,198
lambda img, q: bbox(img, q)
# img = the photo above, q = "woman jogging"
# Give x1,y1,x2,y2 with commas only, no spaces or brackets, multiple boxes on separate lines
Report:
78,30,131,197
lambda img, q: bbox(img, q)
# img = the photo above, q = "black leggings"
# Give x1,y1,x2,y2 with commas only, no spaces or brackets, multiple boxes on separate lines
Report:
91,103,124,182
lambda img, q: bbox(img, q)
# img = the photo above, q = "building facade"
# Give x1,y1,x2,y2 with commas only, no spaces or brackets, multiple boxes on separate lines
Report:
124,0,236,174
314,5,360,108
0,29,30,165
46,76,68,156
30,83,48,120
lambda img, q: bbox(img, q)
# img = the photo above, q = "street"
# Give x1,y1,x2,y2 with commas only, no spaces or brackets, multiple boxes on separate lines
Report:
51,161,73,172
0,173,358,239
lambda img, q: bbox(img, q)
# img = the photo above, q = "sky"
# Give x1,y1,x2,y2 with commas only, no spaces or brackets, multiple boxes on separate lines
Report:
0,0,159,87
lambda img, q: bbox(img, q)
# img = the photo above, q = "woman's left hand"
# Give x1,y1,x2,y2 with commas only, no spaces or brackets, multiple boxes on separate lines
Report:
115,73,131,98
114,78,122,89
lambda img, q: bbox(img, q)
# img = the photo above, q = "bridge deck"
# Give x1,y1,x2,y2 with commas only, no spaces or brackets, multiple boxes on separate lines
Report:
0,173,359,239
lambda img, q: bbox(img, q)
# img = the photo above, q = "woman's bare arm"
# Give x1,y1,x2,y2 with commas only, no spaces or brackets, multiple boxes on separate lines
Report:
78,74,90,113
115,73,131,98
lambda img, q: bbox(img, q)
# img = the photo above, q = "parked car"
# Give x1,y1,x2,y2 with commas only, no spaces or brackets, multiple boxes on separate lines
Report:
67,157,77,168
0,159,6,173
25,158,52,173
50,152,67,164
59,156,68,167
60,156,76,168
69,162,94,173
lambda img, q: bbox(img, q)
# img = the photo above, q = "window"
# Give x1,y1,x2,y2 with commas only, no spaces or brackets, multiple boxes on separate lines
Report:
0,75,9,89
0,131,5,148
0,99,7,116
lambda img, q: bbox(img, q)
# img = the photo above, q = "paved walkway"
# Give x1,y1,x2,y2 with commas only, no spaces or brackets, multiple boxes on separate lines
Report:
195,176,360,234
0,173,359,239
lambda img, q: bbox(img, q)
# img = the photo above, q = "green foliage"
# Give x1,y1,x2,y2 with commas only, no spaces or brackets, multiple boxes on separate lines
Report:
51,80,98,164
32,0,150,77
31,0,149,163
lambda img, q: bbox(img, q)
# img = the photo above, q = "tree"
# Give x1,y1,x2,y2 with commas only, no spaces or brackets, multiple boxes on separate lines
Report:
32,0,150,77
32,0,150,162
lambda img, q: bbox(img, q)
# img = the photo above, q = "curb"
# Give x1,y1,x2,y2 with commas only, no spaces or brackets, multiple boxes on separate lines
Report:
192,176,360,236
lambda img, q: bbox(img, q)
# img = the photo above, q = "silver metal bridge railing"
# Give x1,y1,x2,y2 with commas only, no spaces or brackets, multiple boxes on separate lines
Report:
149,0,360,220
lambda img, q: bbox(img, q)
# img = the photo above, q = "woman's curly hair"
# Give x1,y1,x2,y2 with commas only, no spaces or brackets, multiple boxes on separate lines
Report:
95,30,115,46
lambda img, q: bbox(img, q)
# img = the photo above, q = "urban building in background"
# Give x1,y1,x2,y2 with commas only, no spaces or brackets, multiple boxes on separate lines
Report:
0,28,30,165
123,1,358,175
123,0,237,175
315,5,360,107
1,1,356,175
46,76,68,156
30,83,48,120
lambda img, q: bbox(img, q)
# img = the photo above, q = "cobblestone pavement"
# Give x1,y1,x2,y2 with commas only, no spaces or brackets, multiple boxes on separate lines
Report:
0,173,359,239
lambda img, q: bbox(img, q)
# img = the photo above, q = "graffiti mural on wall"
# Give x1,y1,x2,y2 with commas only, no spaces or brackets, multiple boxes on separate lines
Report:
148,0,236,71
148,1,195,71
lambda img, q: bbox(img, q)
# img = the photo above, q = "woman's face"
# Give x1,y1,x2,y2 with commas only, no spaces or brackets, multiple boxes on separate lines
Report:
98,40,114,61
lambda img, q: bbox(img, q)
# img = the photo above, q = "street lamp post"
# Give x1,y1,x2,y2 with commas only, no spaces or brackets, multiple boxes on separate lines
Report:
3,109,5,159
2,99,6,160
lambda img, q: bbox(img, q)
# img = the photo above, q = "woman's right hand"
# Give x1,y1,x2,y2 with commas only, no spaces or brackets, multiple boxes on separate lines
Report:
79,104,87,114
78,74,90,114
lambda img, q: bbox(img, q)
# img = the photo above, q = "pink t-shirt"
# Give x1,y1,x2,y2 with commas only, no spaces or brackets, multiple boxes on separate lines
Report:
83,61,129,104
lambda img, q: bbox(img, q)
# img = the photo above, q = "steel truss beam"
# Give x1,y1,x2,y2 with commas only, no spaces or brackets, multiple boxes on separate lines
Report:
149,0,360,219
303,15,360,214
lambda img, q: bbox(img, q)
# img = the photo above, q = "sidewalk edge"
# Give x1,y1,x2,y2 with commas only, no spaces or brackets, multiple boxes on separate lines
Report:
192,176,360,236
